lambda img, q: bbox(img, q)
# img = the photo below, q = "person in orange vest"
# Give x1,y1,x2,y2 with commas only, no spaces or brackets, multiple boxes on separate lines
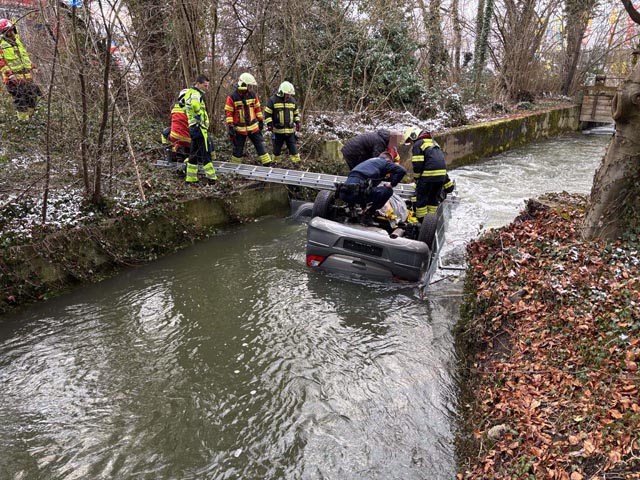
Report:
224,72,271,166
161,88,191,163
0,19,41,121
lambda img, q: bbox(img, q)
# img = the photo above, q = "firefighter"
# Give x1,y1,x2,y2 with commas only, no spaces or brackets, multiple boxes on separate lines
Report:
341,129,401,170
184,75,217,184
224,72,271,166
264,81,301,163
161,88,191,163
0,19,41,121
403,126,454,221
338,151,407,225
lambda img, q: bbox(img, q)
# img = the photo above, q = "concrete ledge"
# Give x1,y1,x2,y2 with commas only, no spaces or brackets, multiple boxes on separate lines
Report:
436,105,581,168
0,184,290,316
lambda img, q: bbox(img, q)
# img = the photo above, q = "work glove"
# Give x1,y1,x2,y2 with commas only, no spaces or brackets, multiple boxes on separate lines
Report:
295,122,300,132
267,124,273,132
227,125,235,142
258,120,264,131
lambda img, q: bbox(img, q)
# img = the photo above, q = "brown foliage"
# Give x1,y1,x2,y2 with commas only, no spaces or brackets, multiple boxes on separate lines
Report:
459,193,640,479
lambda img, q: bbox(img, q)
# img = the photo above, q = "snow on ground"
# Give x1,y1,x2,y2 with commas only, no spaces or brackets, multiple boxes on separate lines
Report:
304,109,449,139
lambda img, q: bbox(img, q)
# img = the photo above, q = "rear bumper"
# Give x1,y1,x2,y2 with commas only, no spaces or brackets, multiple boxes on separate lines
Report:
306,218,433,282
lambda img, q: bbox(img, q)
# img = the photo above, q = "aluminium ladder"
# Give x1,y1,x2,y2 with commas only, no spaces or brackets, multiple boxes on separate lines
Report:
156,160,416,200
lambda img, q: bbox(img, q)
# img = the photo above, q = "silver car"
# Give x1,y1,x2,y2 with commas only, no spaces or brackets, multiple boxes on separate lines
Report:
305,189,448,283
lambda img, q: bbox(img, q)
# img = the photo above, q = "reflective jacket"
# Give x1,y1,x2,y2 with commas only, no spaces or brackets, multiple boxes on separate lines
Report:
0,34,34,84
225,88,264,135
169,91,190,147
341,129,392,168
411,137,446,183
264,93,300,134
184,86,209,130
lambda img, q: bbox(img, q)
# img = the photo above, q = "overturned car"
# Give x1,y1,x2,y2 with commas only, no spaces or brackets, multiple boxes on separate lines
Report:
305,184,450,283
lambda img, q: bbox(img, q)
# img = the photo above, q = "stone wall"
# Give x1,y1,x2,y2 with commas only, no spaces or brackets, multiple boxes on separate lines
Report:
0,184,290,316
436,105,581,169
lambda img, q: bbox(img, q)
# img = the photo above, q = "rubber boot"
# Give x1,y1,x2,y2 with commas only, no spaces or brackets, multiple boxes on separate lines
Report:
259,152,272,166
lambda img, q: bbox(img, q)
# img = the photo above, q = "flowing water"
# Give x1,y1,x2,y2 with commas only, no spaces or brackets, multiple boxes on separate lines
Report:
0,132,610,480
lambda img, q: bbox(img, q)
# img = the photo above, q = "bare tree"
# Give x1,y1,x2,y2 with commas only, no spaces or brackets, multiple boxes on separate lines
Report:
492,0,557,101
583,0,640,239
561,0,600,95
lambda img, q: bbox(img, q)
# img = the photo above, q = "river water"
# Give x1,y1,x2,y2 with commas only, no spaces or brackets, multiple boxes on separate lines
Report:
0,132,610,480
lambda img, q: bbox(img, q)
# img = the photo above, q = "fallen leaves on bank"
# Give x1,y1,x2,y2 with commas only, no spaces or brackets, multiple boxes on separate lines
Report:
458,193,640,479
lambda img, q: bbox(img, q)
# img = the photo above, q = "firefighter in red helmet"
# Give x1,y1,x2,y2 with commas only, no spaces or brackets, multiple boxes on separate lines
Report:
0,19,41,121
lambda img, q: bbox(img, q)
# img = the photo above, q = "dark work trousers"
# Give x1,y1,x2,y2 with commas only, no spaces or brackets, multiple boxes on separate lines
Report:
188,125,212,164
232,130,268,157
272,132,298,156
6,81,41,111
339,179,394,212
416,179,445,215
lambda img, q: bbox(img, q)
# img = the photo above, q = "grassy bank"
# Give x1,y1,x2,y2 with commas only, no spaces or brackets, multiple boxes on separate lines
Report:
457,193,640,479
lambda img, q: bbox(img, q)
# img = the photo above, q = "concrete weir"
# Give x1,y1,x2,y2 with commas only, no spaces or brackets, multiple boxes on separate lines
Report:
0,105,582,315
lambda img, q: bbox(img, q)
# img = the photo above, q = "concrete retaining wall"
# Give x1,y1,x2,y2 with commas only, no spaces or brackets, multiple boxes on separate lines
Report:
436,105,581,169
1,184,290,316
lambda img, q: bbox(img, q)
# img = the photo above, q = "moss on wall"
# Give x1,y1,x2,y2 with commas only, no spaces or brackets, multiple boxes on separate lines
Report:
437,105,580,169
0,184,290,317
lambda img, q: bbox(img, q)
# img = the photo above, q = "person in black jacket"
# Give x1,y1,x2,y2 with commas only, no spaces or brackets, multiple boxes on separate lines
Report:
338,152,407,222
341,129,400,170
264,81,301,163
403,126,454,221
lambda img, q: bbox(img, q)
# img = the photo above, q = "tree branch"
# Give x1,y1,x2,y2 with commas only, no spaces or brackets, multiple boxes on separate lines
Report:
621,0,640,25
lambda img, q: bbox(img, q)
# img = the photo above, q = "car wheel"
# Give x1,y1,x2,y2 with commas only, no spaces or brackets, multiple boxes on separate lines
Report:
311,190,335,219
418,213,438,248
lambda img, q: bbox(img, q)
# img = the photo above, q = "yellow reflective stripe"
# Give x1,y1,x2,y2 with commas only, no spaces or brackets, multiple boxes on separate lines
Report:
264,106,273,114
420,139,435,151
224,105,234,112
273,102,285,108
274,127,295,134
171,132,190,142
415,206,428,217
421,169,446,177
259,153,272,165
202,162,217,179
411,155,423,163
426,205,438,214
444,179,454,189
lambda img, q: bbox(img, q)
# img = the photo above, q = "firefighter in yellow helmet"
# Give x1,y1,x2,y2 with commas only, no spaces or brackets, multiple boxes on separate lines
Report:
403,126,454,221
184,75,217,185
224,72,271,166
264,81,301,163
0,19,41,121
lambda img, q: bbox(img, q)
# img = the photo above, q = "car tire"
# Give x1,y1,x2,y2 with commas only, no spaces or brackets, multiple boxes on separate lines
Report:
418,213,438,248
311,190,335,219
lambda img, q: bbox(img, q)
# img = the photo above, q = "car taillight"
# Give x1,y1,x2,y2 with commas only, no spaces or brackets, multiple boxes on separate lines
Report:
306,255,325,267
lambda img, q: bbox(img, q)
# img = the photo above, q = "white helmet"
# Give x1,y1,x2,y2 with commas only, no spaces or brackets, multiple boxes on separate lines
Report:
238,72,257,89
277,81,295,96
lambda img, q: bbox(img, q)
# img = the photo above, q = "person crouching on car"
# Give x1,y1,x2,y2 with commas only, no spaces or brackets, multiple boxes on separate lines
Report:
338,151,407,224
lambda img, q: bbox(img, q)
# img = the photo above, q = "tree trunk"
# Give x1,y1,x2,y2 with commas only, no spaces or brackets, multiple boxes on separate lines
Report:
582,61,640,239
561,0,595,96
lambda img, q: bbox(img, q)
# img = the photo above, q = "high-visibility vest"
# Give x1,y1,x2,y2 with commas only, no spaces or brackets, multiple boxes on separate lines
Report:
0,35,34,84
184,86,209,129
